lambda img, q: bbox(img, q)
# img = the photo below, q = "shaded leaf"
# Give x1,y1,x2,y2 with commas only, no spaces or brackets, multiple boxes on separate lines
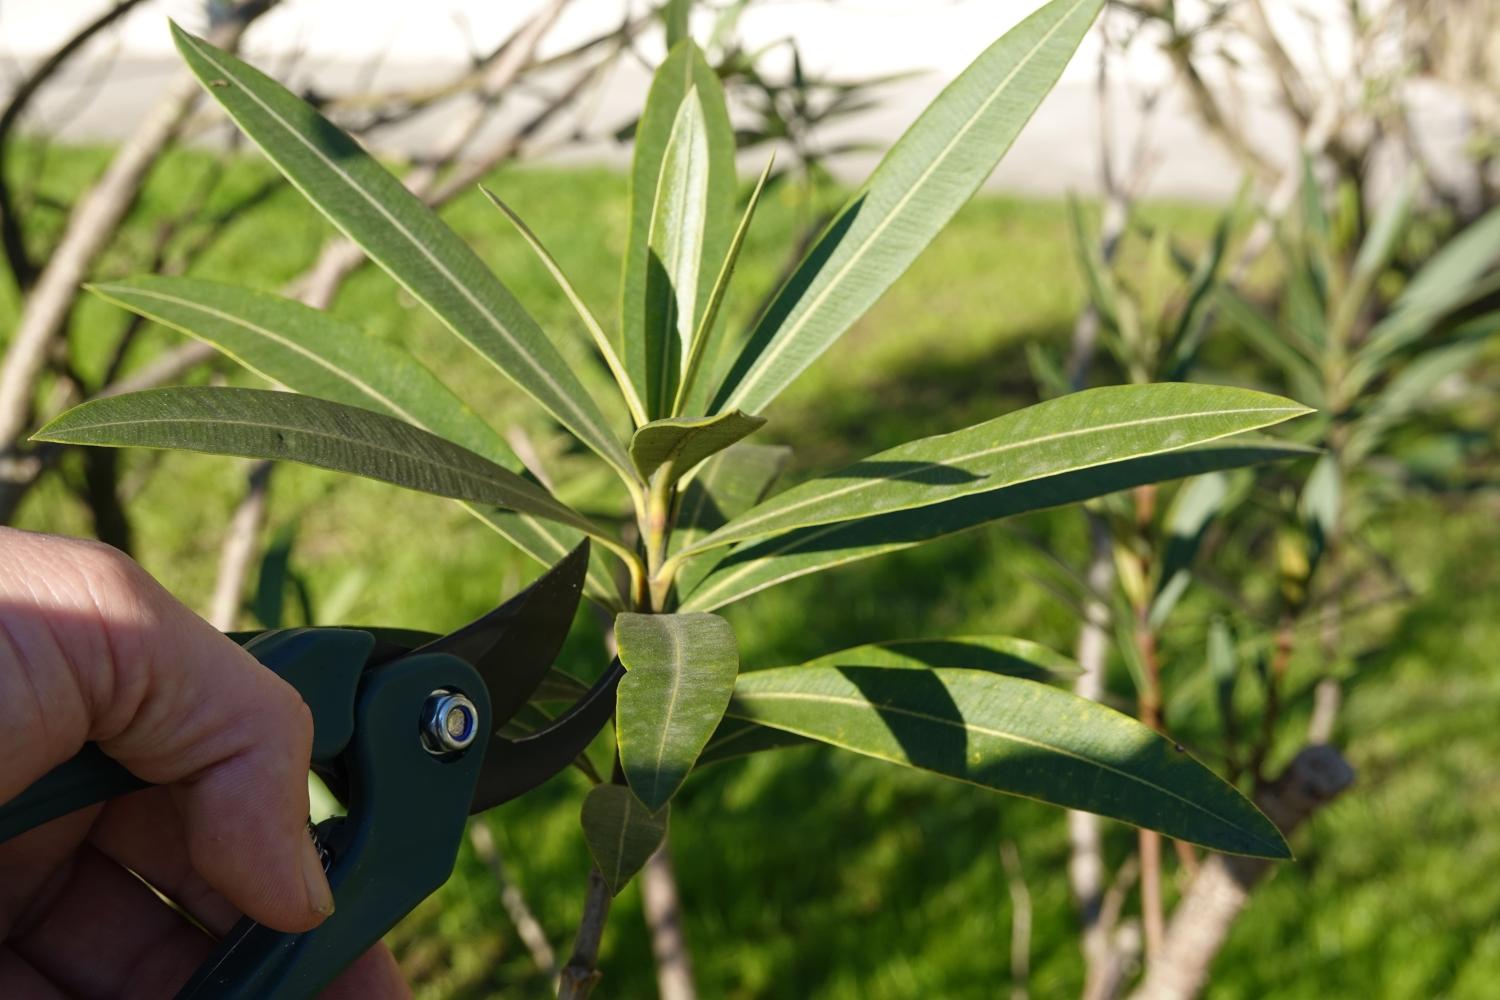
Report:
616,612,739,811
680,437,1318,611
672,441,792,598
681,384,1310,557
712,0,1104,414
580,784,668,896
726,665,1288,857
171,25,633,479
630,410,765,482
1149,472,1230,628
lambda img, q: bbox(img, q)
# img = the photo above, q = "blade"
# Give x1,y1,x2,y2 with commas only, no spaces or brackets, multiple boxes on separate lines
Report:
469,660,623,813
409,540,590,727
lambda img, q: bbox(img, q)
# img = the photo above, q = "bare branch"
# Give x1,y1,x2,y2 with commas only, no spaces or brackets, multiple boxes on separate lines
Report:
468,819,560,984
209,459,273,630
1130,747,1355,1000
1000,840,1032,1000
641,841,697,1000
558,868,613,1000
0,0,150,288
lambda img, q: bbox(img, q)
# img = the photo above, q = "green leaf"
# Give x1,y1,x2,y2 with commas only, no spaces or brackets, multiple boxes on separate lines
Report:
1214,286,1324,405
643,90,713,418
1206,617,1239,739
672,441,792,598
85,276,631,609
1297,452,1341,572
727,665,1288,857
616,612,739,811
680,384,1310,557
480,188,648,427
680,437,1318,612
170,24,634,480
35,387,609,539
1148,472,1231,628
88,277,513,466
630,410,765,482
623,41,735,418
663,0,691,46
699,633,1075,768
676,155,775,415
697,716,813,768
798,635,1077,681
1349,205,1500,392
580,784,668,896
711,0,1104,414
1346,332,1491,463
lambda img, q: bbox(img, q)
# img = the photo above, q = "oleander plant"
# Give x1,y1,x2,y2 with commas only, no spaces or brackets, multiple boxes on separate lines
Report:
35,0,1319,985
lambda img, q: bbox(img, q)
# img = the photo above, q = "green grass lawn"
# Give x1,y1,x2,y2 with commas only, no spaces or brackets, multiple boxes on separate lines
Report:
5,142,1498,998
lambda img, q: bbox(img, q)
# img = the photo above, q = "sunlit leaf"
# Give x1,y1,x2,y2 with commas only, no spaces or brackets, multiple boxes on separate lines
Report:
711,0,1104,414
630,410,765,482
680,437,1318,611
171,24,633,480
34,388,610,540
726,665,1289,857
680,384,1310,557
616,612,739,811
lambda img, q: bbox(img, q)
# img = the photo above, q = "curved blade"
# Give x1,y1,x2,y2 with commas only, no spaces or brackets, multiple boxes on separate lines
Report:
470,660,623,813
409,540,590,727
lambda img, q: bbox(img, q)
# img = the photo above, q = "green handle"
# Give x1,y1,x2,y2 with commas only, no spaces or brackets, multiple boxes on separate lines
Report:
176,651,491,999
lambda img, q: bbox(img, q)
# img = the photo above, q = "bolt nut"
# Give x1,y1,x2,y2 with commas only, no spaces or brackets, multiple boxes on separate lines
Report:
421,690,479,754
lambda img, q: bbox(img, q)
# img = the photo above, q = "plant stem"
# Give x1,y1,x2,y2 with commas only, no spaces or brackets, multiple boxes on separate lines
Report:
557,867,613,1000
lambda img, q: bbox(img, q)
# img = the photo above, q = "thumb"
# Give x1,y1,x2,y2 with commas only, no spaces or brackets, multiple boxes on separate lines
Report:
0,529,334,932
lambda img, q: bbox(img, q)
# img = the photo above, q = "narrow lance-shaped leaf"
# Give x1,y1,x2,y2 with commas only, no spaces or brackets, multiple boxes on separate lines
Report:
680,437,1319,612
616,612,739,811
623,41,735,416
643,90,712,418
480,188,648,427
580,785,668,896
711,0,1104,415
1148,471,1231,629
88,277,512,465
679,384,1311,558
675,154,776,415
85,277,627,608
630,410,765,483
1349,205,1500,392
698,634,1076,768
35,387,616,544
726,665,1289,858
170,25,635,480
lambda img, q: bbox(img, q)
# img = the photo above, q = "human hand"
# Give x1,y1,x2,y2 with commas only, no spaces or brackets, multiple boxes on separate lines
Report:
0,528,409,998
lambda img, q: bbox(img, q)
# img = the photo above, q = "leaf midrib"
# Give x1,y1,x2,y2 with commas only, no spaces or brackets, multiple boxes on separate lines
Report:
53,407,580,523
731,684,1267,848
100,286,432,432
686,404,1305,555
182,34,629,473
720,0,1093,412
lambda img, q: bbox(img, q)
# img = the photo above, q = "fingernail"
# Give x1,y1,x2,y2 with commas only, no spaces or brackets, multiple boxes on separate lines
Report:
301,830,335,916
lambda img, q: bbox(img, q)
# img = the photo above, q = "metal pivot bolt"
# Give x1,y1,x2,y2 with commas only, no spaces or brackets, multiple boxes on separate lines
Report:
420,690,479,754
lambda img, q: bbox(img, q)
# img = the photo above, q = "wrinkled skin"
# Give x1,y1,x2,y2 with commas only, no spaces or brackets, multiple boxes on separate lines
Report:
0,528,408,999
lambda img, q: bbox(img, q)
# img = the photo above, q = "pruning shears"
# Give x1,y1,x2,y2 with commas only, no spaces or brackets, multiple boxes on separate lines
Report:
0,541,622,999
